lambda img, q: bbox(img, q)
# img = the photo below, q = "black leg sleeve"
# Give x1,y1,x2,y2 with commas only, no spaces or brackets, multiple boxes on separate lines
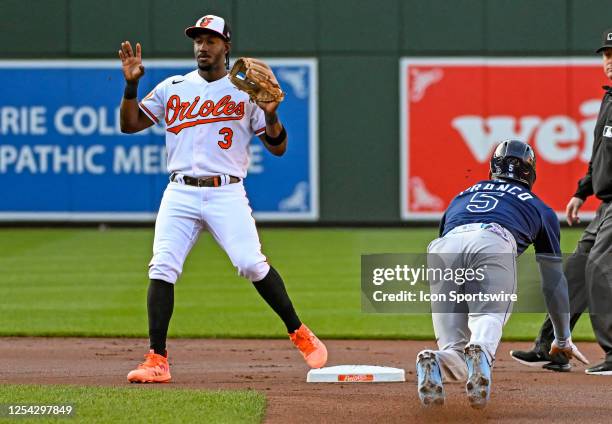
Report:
147,279,174,356
252,266,302,333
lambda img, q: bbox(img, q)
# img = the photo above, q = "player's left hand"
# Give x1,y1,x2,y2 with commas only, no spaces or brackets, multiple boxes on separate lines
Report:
229,58,284,109
256,99,280,114
550,338,589,365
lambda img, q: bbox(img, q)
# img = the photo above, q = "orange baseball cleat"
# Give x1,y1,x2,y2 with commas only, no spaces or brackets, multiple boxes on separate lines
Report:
289,324,328,368
127,350,171,383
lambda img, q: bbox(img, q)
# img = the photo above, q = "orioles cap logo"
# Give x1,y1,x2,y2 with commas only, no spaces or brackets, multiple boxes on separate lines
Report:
200,17,213,27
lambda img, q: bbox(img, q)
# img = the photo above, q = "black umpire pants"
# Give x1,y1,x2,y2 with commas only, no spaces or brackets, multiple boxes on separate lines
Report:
535,201,612,363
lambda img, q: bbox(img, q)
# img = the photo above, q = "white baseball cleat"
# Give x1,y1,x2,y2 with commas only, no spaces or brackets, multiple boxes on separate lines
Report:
416,351,445,406
465,344,491,409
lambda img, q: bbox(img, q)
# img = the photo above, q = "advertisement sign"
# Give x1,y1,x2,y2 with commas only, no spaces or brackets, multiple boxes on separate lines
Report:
0,59,318,221
401,58,607,220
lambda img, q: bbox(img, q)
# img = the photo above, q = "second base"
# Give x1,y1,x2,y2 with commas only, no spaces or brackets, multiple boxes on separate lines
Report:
307,365,405,383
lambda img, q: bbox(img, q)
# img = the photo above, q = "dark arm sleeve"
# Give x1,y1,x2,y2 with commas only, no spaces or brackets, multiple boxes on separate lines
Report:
536,256,571,342
573,161,594,200
534,207,570,342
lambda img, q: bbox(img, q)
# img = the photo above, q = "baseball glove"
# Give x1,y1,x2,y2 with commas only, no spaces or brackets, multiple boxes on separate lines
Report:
229,58,285,103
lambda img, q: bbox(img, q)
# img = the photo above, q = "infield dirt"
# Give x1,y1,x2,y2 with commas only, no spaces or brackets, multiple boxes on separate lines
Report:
2,338,610,423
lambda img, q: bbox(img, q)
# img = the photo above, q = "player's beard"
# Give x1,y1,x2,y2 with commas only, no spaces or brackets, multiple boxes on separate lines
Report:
197,59,224,73
197,52,225,72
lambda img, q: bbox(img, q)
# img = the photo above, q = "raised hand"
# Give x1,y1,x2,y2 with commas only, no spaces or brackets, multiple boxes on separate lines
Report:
118,41,145,83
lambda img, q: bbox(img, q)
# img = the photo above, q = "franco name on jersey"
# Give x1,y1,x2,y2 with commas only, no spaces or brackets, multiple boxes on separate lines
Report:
457,180,534,202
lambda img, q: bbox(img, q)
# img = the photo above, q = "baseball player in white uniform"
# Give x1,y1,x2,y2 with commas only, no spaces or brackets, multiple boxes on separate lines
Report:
118,14,327,383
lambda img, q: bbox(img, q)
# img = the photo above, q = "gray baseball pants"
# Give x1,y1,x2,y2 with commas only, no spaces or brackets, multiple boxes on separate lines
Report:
422,223,517,382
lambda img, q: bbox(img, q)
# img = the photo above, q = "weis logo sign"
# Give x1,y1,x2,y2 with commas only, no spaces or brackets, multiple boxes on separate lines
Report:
401,58,607,220
451,99,599,164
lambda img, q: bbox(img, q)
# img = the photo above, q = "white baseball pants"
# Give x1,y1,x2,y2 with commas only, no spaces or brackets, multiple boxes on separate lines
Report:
148,181,270,284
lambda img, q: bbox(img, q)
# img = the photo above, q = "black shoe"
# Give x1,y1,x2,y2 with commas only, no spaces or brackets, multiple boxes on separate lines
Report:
509,349,550,367
585,362,612,375
543,361,571,372
510,349,570,372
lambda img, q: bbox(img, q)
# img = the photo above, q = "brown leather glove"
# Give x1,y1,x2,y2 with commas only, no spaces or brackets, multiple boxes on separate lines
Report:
229,58,285,103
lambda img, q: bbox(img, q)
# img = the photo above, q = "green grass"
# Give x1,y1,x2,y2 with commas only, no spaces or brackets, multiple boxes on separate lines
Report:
0,385,265,424
0,227,595,340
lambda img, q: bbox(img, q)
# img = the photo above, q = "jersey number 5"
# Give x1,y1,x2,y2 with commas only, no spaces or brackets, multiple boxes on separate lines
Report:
466,192,504,213
218,127,234,149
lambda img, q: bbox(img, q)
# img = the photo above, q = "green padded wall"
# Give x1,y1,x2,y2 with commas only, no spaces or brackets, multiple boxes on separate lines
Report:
401,0,485,53
1,0,68,56
484,0,568,54
235,0,317,54
70,0,152,56
317,0,400,53
319,56,399,221
569,0,611,54
0,0,608,222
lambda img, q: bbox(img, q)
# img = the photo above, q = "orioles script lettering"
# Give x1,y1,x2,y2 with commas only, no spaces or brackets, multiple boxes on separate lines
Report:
165,95,245,134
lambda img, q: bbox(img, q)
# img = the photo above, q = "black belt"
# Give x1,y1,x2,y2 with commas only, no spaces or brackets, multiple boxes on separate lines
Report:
170,173,241,187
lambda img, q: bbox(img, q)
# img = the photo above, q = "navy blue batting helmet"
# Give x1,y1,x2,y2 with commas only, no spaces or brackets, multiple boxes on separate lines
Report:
489,140,536,188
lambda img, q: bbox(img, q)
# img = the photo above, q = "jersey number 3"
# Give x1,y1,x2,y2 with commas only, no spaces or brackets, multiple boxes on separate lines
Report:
466,192,504,213
218,127,234,149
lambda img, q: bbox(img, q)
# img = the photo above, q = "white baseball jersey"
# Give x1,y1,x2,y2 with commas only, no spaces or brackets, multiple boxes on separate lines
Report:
139,70,266,178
